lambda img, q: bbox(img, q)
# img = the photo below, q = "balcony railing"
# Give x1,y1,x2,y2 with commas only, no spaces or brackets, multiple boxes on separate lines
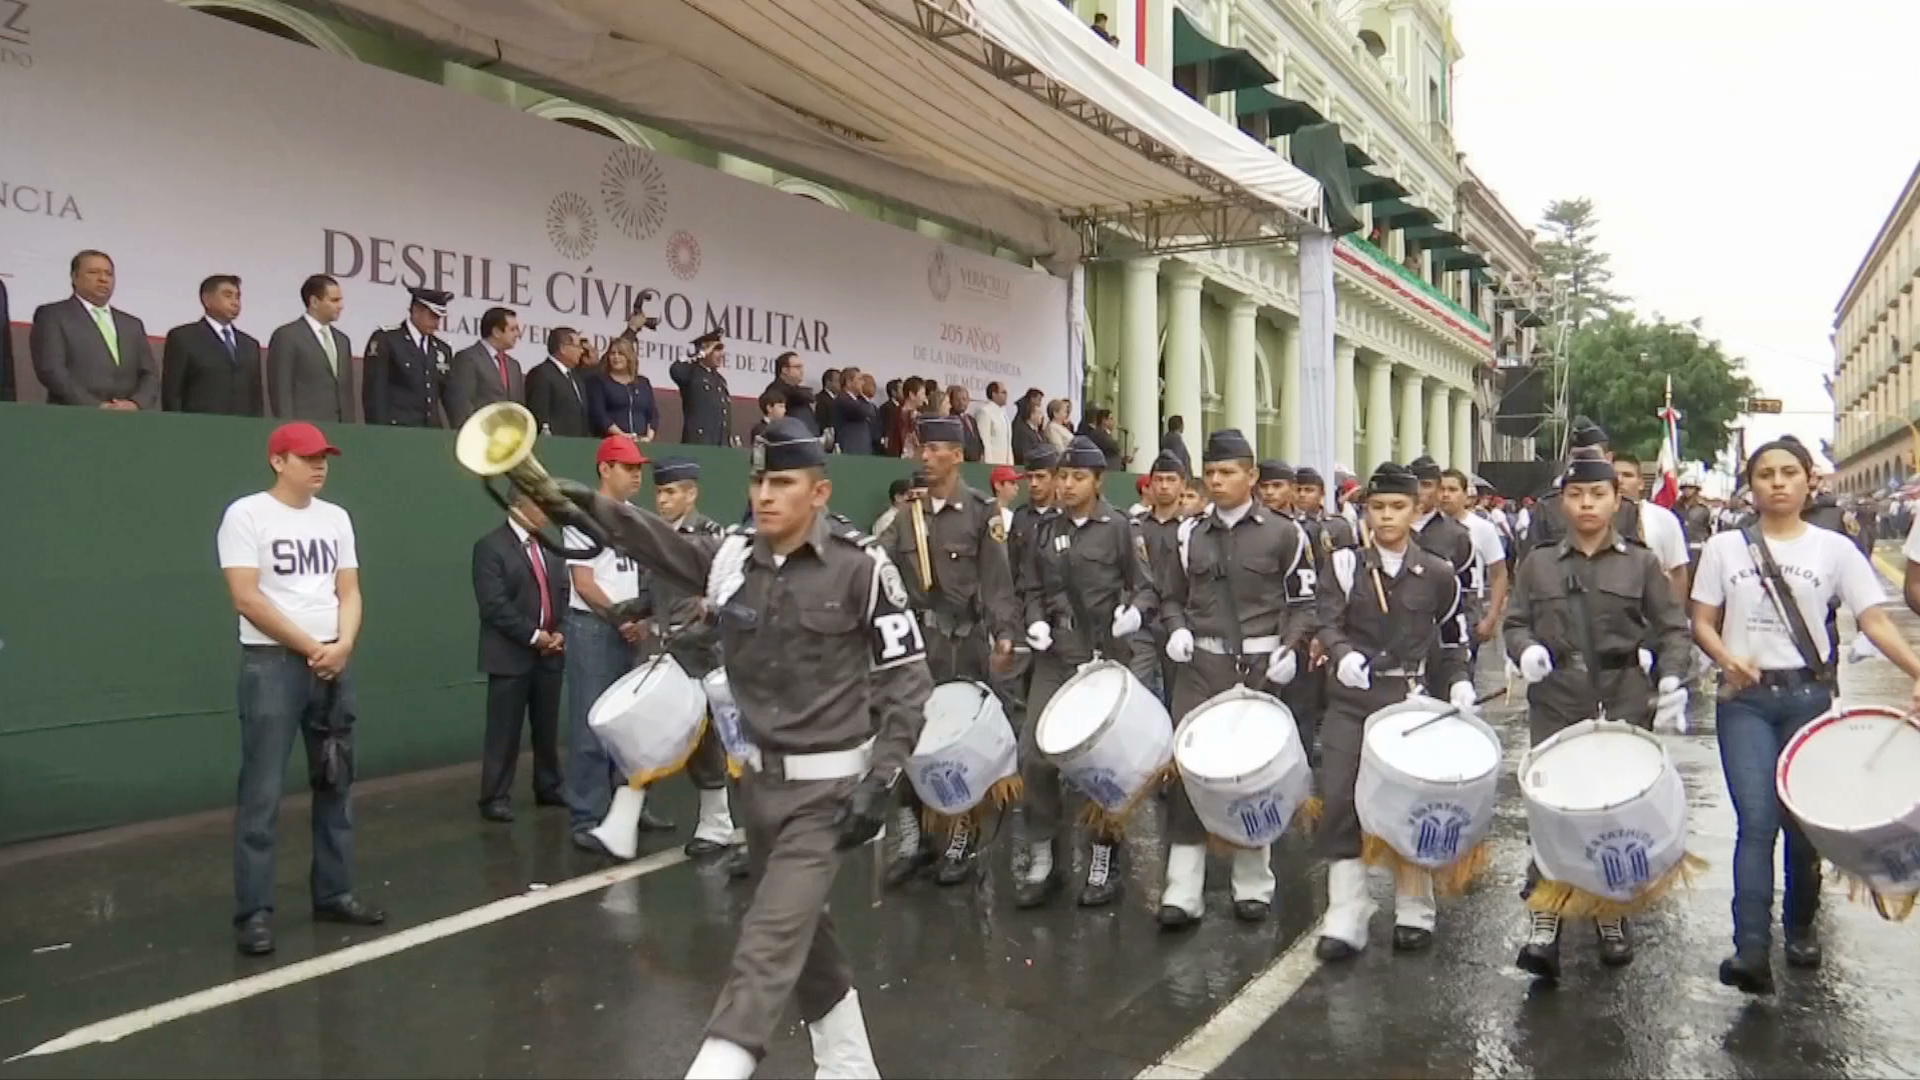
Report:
1344,235,1491,335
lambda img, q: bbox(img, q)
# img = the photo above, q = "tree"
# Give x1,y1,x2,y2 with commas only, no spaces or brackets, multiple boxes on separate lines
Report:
1537,198,1627,329
1564,313,1756,466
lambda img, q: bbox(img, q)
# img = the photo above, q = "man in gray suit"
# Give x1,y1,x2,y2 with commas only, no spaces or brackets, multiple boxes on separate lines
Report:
266,274,355,422
30,250,160,410
446,306,526,429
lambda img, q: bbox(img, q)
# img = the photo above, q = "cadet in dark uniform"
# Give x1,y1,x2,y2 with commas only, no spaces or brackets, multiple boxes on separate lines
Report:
1313,462,1473,961
1157,430,1316,928
997,444,1061,736
1294,467,1358,557
558,417,932,1080
362,287,453,427
1678,477,1714,566
1134,451,1189,705
1284,465,1353,766
1014,437,1158,909
1410,456,1478,672
671,331,734,446
1257,459,1296,515
1525,419,1642,553
878,415,1018,886
1505,453,1691,980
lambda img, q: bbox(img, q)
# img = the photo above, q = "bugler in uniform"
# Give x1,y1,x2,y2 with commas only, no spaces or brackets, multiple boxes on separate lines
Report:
362,287,454,427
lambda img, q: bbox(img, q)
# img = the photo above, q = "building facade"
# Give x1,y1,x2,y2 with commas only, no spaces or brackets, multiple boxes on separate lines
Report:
1832,161,1920,494
1459,162,1544,463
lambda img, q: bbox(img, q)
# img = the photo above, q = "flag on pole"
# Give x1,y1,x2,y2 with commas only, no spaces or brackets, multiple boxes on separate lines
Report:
1653,375,1682,508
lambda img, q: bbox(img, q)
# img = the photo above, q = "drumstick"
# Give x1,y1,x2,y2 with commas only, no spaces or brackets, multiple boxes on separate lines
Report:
1400,688,1508,737
1865,711,1920,771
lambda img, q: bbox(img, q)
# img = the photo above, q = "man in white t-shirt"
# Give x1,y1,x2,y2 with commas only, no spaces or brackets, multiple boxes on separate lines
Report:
1440,469,1509,649
1613,454,1690,601
218,422,384,957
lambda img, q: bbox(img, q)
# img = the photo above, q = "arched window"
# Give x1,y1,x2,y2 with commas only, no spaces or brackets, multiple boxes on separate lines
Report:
181,0,356,58
775,179,850,212
525,100,656,148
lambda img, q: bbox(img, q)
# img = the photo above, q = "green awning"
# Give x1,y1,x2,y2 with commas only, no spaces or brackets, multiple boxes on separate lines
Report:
1344,143,1375,168
1405,226,1466,253
1372,198,1436,228
1351,169,1407,203
1233,85,1324,137
1172,9,1277,94
1437,249,1491,272
1468,266,1496,288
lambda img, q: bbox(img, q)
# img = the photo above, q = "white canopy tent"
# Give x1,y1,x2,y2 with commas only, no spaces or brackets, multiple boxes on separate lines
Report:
304,0,1324,262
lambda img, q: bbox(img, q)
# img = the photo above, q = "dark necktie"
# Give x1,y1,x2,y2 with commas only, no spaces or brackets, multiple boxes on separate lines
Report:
526,538,552,630
495,352,514,395
220,324,236,359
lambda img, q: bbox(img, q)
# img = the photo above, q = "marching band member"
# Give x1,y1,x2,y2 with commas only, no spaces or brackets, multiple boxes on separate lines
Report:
998,444,1062,736
1503,451,1691,980
1283,466,1353,768
1257,459,1296,516
1409,457,1477,676
1313,462,1473,959
1439,468,1510,661
559,417,933,1080
878,416,1018,886
1293,467,1357,557
1014,436,1158,908
1156,429,1316,928
1134,452,1188,704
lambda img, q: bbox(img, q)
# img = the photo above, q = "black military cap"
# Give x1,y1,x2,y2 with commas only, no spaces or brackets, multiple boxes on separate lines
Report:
1294,466,1325,489
1569,416,1608,449
652,456,700,485
1063,436,1107,469
1367,462,1420,497
691,330,723,350
1563,448,1617,485
1149,451,1187,477
1408,455,1442,481
1259,459,1295,484
749,417,827,473
918,416,965,445
1203,428,1255,463
1024,445,1061,471
407,286,453,316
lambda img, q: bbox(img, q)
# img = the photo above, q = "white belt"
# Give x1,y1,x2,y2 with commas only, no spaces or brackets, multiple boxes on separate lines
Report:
753,738,873,782
1194,635,1282,656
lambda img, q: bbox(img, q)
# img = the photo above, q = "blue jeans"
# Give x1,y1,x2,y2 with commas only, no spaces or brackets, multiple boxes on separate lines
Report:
563,612,633,831
1717,681,1829,953
233,646,356,922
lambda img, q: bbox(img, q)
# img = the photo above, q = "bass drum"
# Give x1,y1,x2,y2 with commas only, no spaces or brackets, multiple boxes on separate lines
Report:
1778,704,1920,916
589,653,707,784
909,681,1017,816
1035,659,1172,814
1357,696,1502,872
1173,686,1310,848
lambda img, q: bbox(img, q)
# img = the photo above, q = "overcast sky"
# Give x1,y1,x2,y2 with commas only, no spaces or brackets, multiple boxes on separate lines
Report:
1449,0,1920,468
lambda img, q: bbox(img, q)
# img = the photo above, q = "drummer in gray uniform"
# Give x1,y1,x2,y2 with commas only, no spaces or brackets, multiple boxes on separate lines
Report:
1313,462,1474,961
1134,451,1189,705
1156,429,1316,928
557,416,933,1080
1013,436,1158,909
1411,455,1478,676
1505,451,1691,981
997,443,1061,732
878,415,1018,886
1283,466,1352,766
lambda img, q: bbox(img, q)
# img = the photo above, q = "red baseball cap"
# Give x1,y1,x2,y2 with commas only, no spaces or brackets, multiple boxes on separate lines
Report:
267,422,340,458
990,465,1020,487
597,436,647,466
1136,475,1151,494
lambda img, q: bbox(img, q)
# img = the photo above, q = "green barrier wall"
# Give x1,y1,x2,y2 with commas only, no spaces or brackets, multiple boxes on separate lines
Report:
0,404,1142,844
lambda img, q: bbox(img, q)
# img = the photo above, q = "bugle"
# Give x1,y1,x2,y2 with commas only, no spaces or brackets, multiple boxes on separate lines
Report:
454,401,607,558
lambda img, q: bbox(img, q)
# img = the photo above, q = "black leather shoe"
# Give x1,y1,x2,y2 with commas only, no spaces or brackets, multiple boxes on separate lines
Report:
533,792,568,808
1718,950,1775,995
1077,843,1124,908
885,848,933,888
1233,899,1271,923
235,912,274,956
933,827,977,887
1595,917,1634,968
684,836,729,858
1315,935,1359,962
479,801,513,823
1392,926,1433,953
572,831,609,855
724,846,752,880
1785,926,1823,969
1157,905,1199,930
638,807,676,832
314,897,387,926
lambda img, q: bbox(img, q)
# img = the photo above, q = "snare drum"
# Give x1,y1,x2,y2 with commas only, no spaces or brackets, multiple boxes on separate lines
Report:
1035,659,1173,815
1173,686,1310,848
1521,719,1692,910
589,653,707,783
1778,705,1920,914
910,681,1018,816
1357,696,1502,879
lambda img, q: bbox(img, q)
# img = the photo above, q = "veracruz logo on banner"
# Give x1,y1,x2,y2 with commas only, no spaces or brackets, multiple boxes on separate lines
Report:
0,0,1070,402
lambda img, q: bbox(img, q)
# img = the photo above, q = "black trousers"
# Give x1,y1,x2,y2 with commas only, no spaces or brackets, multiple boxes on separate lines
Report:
479,658,564,806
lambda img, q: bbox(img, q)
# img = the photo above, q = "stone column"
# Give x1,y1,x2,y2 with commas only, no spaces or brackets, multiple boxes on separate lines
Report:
1427,380,1451,468
1119,257,1162,469
1364,356,1394,474
1334,339,1357,471
1278,317,1303,463
1225,297,1260,441
1163,261,1205,447
1399,369,1425,462
1452,390,1474,474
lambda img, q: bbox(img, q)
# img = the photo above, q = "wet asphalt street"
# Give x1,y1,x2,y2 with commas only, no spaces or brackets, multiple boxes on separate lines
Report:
3,556,1920,1079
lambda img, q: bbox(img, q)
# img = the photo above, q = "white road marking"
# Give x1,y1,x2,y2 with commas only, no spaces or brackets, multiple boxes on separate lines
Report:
6,848,688,1062
1135,918,1325,1080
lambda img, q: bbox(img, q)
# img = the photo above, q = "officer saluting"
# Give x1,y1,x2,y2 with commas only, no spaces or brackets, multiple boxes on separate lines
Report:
1014,436,1158,909
558,417,932,1080
362,287,454,427
672,331,735,446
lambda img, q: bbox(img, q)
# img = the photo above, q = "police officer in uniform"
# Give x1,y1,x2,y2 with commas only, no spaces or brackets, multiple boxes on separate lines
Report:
1014,436,1158,909
879,415,1018,886
1157,429,1317,928
362,287,454,427
672,331,735,446
558,417,933,1080
1677,475,1714,567
1314,462,1473,961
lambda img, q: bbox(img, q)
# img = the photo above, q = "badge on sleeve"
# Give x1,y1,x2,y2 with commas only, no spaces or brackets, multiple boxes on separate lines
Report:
1134,535,1150,565
989,517,1008,544
879,559,910,608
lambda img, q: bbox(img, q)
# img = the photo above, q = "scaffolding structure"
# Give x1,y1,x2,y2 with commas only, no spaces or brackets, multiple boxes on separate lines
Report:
1487,268,1575,457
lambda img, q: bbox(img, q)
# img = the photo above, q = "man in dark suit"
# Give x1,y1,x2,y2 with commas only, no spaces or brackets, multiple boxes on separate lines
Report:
833,367,879,455
362,287,454,427
670,331,733,445
162,274,264,416
446,307,526,429
1160,415,1192,476
472,491,568,821
525,326,592,438
30,250,159,410
0,277,14,402
266,274,355,422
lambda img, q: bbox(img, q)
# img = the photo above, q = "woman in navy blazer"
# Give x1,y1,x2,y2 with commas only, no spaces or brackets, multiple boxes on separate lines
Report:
585,339,658,440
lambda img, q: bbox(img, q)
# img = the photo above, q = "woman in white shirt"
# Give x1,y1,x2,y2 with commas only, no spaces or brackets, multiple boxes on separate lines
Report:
1691,437,1920,994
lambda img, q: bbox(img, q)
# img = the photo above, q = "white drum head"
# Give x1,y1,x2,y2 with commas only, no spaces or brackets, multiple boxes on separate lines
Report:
918,682,990,756
1037,664,1128,756
1781,708,1920,830
1525,726,1664,811
591,657,683,725
1178,697,1291,782
1366,705,1499,783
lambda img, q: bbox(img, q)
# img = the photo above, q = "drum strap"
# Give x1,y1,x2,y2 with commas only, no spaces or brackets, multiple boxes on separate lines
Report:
1741,525,1836,689
1209,523,1253,678
1563,562,1609,718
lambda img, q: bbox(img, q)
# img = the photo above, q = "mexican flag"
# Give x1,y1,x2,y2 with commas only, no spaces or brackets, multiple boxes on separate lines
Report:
1652,376,1681,509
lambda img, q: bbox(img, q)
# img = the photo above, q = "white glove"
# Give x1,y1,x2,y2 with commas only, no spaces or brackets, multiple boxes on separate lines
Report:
1638,648,1655,675
1336,652,1370,690
1026,621,1053,652
1519,644,1554,685
1653,675,1689,734
1110,605,1142,638
706,534,751,609
1849,635,1884,664
1449,681,1479,713
1166,627,1195,664
1266,648,1298,687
